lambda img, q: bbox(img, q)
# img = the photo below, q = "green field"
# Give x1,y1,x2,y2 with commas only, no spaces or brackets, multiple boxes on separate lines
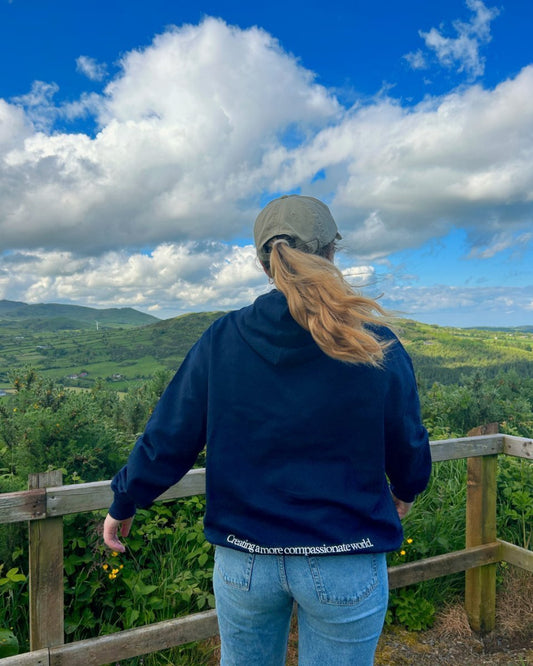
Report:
1,303,532,393
397,319,533,386
0,311,225,391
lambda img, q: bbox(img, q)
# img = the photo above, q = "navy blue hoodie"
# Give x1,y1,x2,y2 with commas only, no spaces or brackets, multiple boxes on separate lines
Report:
110,290,431,555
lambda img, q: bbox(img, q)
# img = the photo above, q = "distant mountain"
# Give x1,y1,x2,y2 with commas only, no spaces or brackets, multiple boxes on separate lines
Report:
464,325,533,333
0,300,159,330
0,300,26,313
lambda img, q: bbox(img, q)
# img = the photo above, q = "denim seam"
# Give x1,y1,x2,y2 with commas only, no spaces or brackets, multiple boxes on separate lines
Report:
277,555,291,594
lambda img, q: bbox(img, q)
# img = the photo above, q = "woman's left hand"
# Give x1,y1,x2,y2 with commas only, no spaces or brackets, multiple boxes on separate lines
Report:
103,513,134,553
391,494,413,520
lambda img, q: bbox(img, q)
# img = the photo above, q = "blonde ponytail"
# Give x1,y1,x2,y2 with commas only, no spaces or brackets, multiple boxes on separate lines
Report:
267,240,389,366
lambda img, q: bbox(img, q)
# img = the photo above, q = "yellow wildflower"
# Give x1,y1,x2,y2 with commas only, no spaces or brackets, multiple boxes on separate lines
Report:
400,550,406,556
406,538,413,544
111,551,119,557
102,564,109,570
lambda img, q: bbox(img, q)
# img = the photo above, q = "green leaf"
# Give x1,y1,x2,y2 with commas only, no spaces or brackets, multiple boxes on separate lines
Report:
0,629,19,658
6,568,26,583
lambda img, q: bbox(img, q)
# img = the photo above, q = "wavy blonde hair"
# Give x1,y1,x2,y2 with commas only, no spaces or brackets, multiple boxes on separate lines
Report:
264,238,389,366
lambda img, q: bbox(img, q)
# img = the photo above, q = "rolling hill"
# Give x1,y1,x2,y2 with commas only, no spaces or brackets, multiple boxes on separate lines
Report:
0,301,532,392
0,309,224,390
0,300,159,331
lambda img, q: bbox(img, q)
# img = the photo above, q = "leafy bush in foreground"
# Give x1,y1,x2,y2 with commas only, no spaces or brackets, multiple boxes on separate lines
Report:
0,367,531,653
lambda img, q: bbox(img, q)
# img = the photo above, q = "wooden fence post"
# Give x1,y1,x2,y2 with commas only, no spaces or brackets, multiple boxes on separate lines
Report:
465,453,498,633
28,470,64,651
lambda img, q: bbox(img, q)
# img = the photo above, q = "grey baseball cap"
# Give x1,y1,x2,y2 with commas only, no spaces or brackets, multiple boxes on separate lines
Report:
254,194,341,264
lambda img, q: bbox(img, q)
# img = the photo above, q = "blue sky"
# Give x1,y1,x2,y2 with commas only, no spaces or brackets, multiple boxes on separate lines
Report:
1,0,532,327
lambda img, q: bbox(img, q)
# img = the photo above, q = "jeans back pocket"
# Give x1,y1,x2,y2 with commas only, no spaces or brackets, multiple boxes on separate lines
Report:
308,553,380,606
214,545,255,591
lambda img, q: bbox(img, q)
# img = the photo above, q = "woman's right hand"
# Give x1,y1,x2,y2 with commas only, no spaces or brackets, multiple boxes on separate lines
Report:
103,513,134,553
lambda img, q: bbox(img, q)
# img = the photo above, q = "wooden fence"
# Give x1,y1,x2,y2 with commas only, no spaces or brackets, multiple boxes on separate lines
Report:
0,433,532,665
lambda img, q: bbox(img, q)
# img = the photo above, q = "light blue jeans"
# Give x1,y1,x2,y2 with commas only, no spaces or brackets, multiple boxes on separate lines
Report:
213,546,388,665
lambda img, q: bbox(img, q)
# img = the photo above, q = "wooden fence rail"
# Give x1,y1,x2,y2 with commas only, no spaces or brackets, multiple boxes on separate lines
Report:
0,433,532,665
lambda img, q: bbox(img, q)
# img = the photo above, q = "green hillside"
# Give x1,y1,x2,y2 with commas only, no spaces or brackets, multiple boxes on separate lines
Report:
0,306,532,392
0,300,159,331
0,310,225,390
398,320,533,387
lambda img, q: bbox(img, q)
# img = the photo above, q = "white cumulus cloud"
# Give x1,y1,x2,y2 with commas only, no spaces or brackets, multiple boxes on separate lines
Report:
1,17,339,254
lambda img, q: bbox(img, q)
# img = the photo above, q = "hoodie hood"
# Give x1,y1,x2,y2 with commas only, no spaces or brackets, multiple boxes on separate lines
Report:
233,290,323,366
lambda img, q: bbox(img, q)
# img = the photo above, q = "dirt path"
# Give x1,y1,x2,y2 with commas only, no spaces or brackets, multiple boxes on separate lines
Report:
374,624,532,665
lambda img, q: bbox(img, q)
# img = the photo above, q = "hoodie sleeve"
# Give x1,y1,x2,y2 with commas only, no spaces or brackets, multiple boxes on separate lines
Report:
384,338,432,504
109,335,209,520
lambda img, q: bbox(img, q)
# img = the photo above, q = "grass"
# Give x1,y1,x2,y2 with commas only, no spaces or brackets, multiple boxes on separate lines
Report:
2,314,533,393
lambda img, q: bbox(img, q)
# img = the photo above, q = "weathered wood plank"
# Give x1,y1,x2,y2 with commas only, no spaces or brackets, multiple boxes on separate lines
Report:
36,437,511,519
3,436,524,526
429,435,502,462
465,455,498,633
29,471,64,651
48,610,219,666
46,468,207,517
0,648,49,665
388,542,501,589
0,488,45,524
498,539,533,572
45,480,112,516
502,435,533,460
156,468,207,502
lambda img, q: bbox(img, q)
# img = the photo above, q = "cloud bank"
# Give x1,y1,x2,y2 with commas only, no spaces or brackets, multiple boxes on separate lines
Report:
1,15,532,322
